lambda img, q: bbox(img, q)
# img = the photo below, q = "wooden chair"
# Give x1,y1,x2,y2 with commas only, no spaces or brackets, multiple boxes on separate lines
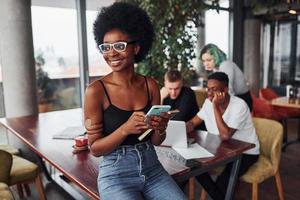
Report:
0,150,14,200
0,145,20,155
240,117,284,200
193,88,207,108
193,117,284,200
0,149,47,199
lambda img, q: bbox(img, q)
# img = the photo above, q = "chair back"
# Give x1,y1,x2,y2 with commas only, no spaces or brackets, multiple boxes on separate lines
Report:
252,118,283,172
193,89,207,108
0,150,12,184
259,88,279,101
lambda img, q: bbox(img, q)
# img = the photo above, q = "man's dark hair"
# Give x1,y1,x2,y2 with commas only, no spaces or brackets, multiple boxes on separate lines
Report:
208,72,229,86
164,70,182,82
93,2,154,63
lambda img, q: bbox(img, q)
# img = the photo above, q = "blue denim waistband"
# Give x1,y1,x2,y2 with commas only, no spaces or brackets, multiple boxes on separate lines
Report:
114,141,152,155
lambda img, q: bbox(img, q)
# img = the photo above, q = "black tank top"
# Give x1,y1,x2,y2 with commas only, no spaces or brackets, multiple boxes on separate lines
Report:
99,76,152,145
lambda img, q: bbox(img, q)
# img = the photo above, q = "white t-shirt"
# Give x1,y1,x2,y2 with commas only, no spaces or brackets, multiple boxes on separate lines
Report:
197,96,259,155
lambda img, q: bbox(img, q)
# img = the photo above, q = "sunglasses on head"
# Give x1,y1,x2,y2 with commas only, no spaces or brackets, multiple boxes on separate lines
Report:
99,41,135,54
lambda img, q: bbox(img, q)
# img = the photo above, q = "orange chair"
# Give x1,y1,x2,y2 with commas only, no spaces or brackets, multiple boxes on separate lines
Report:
259,88,300,117
251,93,286,121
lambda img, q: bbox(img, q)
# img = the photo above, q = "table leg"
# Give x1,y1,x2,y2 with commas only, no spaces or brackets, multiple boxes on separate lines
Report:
224,155,241,200
282,119,300,151
38,157,53,181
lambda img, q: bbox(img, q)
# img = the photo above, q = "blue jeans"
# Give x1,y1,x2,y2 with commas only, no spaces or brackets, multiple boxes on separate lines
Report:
98,141,187,200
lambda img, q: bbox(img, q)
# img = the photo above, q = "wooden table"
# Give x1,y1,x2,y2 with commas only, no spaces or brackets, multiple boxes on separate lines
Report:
271,96,300,109
0,109,254,200
271,96,300,149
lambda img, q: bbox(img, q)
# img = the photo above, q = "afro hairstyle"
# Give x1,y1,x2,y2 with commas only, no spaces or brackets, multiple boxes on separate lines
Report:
93,2,154,63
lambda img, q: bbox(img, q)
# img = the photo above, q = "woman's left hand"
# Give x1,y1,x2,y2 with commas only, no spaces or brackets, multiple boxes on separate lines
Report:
146,112,169,133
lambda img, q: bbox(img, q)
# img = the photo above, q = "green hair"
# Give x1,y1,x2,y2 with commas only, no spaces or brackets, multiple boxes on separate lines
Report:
200,43,227,67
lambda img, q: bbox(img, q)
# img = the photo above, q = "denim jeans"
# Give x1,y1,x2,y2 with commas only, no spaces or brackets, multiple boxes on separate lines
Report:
98,141,187,200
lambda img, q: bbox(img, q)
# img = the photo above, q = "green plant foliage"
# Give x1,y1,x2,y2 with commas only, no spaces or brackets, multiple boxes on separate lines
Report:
35,52,56,104
123,0,219,87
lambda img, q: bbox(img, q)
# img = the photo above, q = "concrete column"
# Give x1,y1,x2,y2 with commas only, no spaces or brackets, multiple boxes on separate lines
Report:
196,13,206,86
243,19,261,95
0,0,38,117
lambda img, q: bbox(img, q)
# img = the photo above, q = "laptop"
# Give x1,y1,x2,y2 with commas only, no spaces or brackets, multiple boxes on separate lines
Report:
161,120,188,148
161,120,214,159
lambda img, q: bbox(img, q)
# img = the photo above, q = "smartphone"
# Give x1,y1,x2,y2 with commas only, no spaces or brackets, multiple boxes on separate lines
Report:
145,105,171,116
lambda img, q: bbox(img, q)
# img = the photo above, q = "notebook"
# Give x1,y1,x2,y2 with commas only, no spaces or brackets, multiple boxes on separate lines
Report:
161,120,214,159
52,126,86,139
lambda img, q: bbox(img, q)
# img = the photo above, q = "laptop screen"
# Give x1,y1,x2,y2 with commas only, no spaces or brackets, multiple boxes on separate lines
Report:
161,120,188,148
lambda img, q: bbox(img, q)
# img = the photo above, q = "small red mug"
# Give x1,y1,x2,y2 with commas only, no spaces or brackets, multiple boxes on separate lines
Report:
75,136,88,147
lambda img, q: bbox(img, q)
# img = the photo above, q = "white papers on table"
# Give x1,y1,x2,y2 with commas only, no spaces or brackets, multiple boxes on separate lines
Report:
173,143,214,160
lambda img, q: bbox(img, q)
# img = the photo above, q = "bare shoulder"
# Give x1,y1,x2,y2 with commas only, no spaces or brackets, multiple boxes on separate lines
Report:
86,80,103,97
85,77,109,104
145,76,159,91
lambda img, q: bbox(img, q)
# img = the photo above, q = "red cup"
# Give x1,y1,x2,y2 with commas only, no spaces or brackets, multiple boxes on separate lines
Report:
75,136,88,147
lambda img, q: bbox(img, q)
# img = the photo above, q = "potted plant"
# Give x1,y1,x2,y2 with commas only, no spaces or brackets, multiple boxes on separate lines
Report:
35,53,56,112
123,0,221,86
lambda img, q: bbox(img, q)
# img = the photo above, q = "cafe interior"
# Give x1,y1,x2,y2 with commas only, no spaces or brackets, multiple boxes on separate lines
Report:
0,0,299,199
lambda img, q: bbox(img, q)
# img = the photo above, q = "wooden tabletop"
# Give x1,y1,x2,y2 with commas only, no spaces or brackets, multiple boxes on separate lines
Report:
271,96,300,109
0,108,254,199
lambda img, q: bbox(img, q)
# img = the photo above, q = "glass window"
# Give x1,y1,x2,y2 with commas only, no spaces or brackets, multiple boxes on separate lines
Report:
262,24,271,87
86,11,111,79
205,1,230,56
31,5,81,112
273,23,292,85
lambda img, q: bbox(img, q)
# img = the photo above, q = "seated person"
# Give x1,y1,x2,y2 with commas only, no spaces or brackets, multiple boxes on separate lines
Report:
186,72,260,200
161,69,199,122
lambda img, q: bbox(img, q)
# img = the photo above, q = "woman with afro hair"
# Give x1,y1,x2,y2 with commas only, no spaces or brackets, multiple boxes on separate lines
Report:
84,2,187,200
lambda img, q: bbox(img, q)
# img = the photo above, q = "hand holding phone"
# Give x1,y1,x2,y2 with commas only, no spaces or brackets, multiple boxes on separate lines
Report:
138,105,171,141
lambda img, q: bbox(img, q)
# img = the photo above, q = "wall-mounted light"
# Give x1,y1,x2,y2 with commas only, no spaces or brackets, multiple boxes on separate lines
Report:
288,9,297,14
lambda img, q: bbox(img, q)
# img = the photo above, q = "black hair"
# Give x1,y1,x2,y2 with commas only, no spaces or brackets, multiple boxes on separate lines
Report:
93,2,154,63
207,72,229,86
164,70,182,82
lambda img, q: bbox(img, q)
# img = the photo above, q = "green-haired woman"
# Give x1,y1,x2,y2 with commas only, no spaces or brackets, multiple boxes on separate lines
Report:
200,43,252,111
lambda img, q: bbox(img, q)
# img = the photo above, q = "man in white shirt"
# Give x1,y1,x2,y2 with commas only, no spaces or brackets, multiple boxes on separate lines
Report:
186,72,259,200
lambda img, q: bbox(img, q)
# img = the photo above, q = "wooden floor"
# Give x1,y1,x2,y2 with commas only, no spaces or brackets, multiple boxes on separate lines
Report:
3,119,300,200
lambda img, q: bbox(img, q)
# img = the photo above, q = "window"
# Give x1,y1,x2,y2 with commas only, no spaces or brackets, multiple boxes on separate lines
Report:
31,5,81,112
86,10,111,78
273,23,292,85
295,23,300,81
205,1,230,56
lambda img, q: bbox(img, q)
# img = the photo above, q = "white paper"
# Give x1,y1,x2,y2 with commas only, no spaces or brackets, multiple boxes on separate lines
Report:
173,143,214,159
